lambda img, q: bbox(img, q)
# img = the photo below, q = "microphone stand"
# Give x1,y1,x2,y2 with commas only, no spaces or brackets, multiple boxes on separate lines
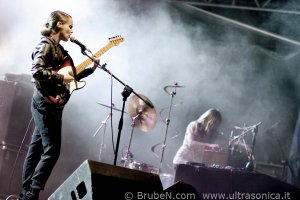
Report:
81,50,153,166
115,85,132,166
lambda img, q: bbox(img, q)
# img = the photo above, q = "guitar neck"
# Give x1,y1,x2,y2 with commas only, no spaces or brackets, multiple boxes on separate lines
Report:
75,43,114,74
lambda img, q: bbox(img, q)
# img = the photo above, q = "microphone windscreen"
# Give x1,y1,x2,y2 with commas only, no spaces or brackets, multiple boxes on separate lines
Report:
70,36,76,42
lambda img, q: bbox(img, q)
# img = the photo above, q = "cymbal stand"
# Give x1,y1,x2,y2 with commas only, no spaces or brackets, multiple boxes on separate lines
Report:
93,113,112,161
123,113,141,167
158,88,177,174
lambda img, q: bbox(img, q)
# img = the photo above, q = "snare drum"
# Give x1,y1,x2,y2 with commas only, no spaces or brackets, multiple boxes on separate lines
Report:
127,161,158,174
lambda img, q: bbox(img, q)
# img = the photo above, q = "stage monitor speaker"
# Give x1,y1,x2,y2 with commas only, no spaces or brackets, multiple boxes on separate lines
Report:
174,164,300,199
164,181,202,200
0,78,33,145
48,160,163,200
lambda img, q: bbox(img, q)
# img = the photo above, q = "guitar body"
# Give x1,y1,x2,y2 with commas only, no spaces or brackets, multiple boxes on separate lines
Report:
46,64,86,107
45,36,124,107
56,66,86,93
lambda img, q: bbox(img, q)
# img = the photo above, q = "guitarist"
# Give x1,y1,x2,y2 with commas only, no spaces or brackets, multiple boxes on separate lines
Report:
20,10,99,200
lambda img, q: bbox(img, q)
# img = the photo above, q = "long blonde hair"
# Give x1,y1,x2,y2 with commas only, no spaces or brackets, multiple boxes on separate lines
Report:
197,108,222,135
41,10,72,36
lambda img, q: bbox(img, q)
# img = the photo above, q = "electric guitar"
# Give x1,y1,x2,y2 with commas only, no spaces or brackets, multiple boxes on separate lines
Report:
47,36,124,106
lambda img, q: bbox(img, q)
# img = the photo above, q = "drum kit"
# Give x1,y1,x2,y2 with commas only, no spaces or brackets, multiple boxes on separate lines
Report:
94,83,263,175
94,83,184,178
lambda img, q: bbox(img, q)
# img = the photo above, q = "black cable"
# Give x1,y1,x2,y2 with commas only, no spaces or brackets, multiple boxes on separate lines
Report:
7,116,34,193
110,72,116,155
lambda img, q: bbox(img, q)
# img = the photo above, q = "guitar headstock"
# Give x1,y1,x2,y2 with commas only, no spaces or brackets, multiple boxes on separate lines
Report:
109,35,124,46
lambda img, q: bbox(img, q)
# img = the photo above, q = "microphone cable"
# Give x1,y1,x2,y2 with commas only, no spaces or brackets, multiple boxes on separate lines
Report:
110,71,116,155
7,116,34,193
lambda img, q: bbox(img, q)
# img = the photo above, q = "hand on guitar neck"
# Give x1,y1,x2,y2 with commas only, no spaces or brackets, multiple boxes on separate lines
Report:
91,57,100,72
61,57,99,82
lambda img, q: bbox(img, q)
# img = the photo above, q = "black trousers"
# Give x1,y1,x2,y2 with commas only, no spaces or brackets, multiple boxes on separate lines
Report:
22,90,63,190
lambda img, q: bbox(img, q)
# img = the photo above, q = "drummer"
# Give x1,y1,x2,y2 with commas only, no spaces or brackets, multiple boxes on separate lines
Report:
173,108,228,167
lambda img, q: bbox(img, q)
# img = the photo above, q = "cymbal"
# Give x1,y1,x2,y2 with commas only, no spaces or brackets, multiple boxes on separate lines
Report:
151,134,179,153
97,102,127,113
163,83,184,95
128,94,157,132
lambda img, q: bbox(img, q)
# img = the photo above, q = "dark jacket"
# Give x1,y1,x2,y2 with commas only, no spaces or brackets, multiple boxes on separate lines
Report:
31,36,93,96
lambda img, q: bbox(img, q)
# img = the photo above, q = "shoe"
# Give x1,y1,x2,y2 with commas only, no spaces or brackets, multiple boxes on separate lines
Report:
22,191,39,200
19,191,26,199
19,187,30,199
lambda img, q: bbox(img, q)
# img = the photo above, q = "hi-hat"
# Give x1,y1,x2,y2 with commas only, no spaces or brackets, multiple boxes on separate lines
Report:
163,83,184,95
97,102,127,113
128,94,157,132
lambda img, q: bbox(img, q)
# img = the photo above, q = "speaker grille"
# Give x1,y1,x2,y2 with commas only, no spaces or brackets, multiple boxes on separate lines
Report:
49,160,163,200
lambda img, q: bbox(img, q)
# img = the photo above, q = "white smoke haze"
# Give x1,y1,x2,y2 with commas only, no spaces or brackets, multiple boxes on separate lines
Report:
1,0,300,197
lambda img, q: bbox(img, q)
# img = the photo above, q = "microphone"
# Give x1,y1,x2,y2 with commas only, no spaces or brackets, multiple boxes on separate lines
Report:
70,36,91,53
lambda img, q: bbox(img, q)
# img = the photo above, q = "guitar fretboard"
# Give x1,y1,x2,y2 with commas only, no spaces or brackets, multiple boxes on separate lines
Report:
75,43,115,74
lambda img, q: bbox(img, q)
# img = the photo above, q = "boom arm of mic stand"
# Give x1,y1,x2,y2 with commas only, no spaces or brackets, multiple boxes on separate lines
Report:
99,64,153,108
83,52,154,108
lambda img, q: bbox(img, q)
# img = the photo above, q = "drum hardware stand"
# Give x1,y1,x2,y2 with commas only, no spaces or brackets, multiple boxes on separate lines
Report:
267,122,287,180
245,124,259,171
123,113,141,167
229,129,248,156
158,83,180,174
230,122,261,170
151,134,179,171
93,113,112,161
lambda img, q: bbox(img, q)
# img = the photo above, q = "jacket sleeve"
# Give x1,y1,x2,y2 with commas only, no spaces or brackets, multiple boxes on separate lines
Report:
75,68,94,81
31,41,64,83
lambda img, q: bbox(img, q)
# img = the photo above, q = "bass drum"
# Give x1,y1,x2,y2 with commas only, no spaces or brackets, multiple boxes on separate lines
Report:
127,161,158,174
